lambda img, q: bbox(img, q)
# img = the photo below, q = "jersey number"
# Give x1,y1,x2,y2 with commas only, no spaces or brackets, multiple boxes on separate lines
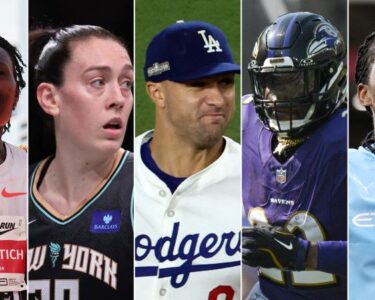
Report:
29,279,79,300
208,285,234,300
248,209,336,286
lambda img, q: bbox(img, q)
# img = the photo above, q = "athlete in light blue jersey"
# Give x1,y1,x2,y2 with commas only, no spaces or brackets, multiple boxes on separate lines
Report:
349,32,375,300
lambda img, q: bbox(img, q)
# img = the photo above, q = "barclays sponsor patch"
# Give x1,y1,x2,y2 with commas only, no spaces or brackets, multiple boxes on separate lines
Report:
90,210,121,233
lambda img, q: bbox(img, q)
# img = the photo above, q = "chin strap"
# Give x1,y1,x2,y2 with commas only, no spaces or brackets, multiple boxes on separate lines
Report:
362,130,375,154
273,135,307,156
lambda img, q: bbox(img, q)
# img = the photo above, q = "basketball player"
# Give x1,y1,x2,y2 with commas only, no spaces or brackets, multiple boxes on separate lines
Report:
28,25,134,299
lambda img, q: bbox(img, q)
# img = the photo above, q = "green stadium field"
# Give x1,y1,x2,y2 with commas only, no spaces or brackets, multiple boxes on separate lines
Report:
135,0,241,142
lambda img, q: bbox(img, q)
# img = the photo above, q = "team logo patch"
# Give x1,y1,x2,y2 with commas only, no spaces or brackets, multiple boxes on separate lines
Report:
197,30,222,53
307,23,339,58
147,61,170,77
49,242,61,268
90,210,121,233
276,168,287,184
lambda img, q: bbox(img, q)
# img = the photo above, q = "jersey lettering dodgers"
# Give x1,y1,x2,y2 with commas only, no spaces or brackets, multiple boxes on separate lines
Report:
28,150,133,300
134,131,241,300
349,146,375,299
0,143,27,297
242,99,347,300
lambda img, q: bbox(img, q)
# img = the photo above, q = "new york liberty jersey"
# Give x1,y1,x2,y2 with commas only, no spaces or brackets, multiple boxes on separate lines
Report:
28,150,133,299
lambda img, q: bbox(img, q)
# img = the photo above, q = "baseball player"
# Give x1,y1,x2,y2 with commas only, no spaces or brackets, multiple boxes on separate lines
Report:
349,32,375,299
242,12,347,299
28,25,134,299
0,35,27,300
134,21,241,299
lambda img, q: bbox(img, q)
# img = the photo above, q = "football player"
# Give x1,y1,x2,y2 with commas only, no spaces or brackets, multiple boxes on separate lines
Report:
349,31,375,299
242,12,347,299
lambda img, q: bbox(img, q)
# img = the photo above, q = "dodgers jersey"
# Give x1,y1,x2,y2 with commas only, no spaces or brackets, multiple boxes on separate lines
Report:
0,143,27,295
349,146,375,300
242,99,347,299
28,149,133,299
134,131,241,300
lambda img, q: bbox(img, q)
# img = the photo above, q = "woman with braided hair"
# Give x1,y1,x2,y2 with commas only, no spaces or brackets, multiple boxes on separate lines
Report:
349,32,375,299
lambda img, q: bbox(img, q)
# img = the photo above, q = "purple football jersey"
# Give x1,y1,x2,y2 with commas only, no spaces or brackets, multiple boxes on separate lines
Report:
242,99,347,300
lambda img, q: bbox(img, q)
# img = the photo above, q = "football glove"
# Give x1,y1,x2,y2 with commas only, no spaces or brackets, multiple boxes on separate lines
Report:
242,225,309,271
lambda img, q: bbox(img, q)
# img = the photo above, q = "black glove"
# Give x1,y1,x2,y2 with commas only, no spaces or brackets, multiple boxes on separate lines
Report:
242,225,309,271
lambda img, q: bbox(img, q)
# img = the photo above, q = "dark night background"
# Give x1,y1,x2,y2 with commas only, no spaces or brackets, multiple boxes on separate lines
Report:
29,0,134,163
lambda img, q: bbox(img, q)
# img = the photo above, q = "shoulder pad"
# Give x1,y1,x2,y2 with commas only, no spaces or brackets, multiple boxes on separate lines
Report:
242,94,254,105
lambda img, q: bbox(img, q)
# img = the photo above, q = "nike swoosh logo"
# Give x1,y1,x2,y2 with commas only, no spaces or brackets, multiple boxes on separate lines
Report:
1,187,26,198
0,227,16,235
274,238,293,250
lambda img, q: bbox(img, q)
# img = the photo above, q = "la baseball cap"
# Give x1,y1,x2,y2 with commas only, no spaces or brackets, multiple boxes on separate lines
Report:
144,20,240,82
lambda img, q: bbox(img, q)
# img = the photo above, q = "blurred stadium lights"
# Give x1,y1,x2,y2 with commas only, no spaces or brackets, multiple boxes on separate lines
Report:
351,0,375,3
260,0,287,22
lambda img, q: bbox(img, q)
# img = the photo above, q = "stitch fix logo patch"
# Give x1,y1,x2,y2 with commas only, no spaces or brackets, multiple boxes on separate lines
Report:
90,210,121,233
